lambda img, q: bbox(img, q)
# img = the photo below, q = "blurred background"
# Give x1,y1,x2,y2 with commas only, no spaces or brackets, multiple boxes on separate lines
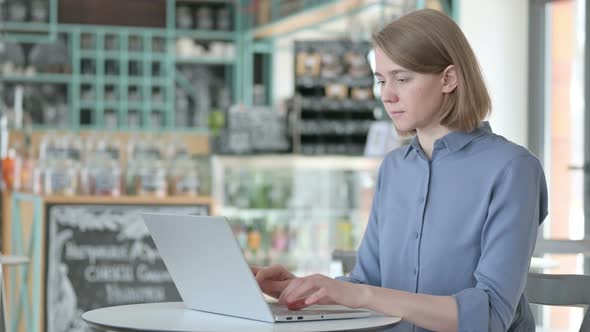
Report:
0,0,588,331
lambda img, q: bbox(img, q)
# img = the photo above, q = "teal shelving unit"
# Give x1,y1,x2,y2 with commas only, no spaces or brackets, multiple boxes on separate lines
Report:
0,0,243,132
62,24,176,130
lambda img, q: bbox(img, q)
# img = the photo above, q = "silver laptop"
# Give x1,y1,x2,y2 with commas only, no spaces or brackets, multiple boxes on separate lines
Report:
142,213,371,323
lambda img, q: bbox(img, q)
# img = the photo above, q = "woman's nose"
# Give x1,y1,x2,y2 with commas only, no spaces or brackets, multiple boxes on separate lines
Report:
381,88,399,104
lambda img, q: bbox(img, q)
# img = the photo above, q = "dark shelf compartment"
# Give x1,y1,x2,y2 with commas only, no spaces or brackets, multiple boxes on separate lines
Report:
295,75,375,88
300,97,378,112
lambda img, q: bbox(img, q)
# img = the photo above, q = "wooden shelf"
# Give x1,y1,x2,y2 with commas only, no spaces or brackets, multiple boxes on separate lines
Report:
3,191,215,208
175,56,235,65
214,154,382,170
252,0,378,39
0,73,72,84
40,194,214,206
175,29,236,41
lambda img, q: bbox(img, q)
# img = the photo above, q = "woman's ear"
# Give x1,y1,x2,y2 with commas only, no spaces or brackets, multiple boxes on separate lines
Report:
441,65,458,93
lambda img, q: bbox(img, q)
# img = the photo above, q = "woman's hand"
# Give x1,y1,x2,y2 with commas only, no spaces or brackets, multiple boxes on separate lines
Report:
251,264,296,299
278,274,369,310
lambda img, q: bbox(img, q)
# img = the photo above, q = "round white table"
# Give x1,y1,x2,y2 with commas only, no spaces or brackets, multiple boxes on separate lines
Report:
82,302,401,332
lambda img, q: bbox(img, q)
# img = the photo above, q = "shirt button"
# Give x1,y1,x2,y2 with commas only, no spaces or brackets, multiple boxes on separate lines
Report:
413,268,418,275
415,232,419,239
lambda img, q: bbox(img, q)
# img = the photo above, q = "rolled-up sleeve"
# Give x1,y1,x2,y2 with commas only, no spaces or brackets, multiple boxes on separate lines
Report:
453,155,548,331
337,161,385,286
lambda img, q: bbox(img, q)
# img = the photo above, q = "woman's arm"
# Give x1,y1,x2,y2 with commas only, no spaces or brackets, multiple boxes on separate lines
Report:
280,275,458,332
361,285,458,332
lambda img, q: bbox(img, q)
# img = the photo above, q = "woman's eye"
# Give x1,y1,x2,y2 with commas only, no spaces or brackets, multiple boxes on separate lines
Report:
376,80,385,85
397,78,408,83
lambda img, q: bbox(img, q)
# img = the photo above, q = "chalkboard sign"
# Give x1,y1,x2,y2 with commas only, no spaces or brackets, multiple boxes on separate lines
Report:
46,204,209,332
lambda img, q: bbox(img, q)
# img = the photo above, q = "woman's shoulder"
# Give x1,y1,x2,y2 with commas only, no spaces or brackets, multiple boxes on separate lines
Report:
475,132,543,170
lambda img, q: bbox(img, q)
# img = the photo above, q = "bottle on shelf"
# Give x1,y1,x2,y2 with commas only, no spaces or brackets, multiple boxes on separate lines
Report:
1,143,17,190
245,221,261,263
269,223,289,261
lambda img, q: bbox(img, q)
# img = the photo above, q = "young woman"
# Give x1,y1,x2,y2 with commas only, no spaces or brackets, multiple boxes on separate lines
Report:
253,9,547,332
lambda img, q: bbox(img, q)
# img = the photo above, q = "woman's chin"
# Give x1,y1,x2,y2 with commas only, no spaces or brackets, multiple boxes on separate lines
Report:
391,121,416,137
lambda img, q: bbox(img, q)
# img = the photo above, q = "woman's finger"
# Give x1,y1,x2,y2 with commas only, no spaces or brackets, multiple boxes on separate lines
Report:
286,298,308,310
282,278,319,306
304,287,328,306
255,266,280,283
278,277,303,304
255,265,291,284
251,266,262,276
261,280,291,295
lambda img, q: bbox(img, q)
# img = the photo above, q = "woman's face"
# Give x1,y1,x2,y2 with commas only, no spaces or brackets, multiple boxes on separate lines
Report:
374,47,447,133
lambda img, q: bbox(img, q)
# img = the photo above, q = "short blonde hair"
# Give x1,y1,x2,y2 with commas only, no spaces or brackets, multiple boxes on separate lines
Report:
373,9,491,133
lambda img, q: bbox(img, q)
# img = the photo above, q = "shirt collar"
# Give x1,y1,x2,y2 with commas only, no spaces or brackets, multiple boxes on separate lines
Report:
403,136,422,159
403,121,492,159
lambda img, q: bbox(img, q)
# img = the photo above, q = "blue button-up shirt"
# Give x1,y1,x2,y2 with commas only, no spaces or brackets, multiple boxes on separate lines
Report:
339,122,548,331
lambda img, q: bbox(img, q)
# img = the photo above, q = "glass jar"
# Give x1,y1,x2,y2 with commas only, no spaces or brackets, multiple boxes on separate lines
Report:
136,160,167,197
43,159,78,196
196,6,214,30
87,157,122,196
81,136,122,196
168,159,199,196
176,6,193,29
98,137,120,161
61,134,83,162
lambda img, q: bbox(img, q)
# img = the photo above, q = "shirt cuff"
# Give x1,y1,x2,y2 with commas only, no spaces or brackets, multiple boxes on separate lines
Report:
453,288,490,332
335,275,363,284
